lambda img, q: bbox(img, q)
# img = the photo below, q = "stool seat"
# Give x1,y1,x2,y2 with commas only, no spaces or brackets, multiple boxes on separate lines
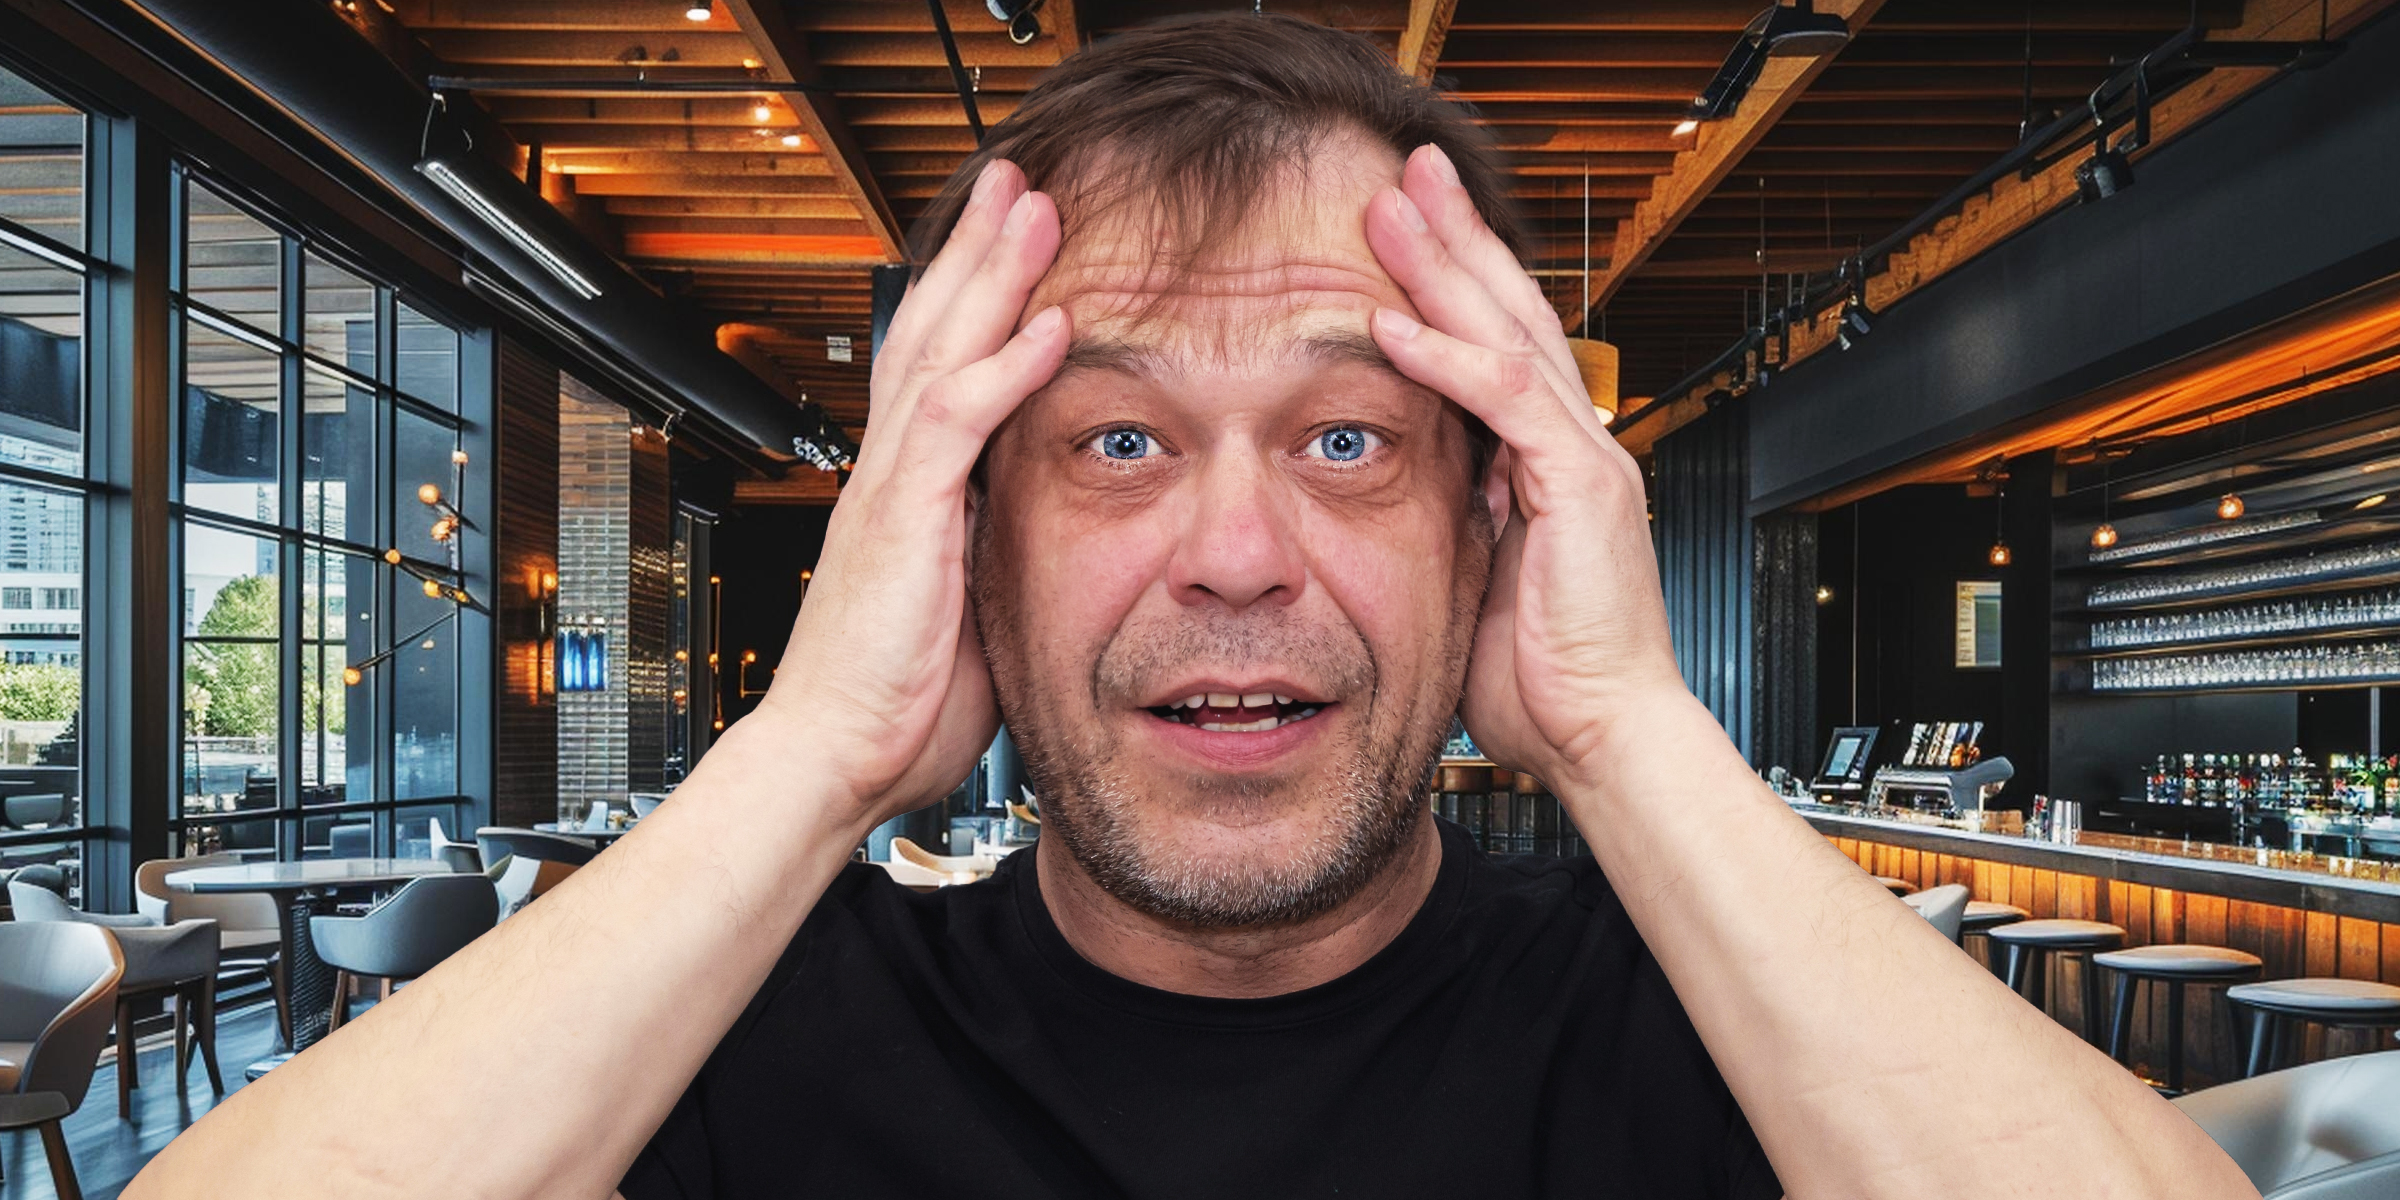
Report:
1989,918,2125,948
1960,901,2029,930
2093,944,2264,977
1871,875,1912,896
2227,978,2400,1015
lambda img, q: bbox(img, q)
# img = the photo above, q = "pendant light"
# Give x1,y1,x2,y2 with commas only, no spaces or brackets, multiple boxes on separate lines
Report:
2090,452,2119,551
1561,159,1619,424
1986,469,2011,567
2217,492,2246,520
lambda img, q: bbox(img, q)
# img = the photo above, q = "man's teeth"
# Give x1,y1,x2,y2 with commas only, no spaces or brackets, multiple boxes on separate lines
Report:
1158,692,1324,731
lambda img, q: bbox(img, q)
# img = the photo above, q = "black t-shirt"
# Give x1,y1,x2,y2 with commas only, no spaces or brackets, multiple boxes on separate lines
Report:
621,818,1781,1199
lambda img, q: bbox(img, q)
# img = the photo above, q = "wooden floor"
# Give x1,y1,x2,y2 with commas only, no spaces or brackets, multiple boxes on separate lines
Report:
0,1003,278,1200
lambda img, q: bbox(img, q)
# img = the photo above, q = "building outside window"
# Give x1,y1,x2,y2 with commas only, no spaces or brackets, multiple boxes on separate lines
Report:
0,61,90,898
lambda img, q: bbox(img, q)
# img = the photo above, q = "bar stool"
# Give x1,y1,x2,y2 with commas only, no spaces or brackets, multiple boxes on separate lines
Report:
1957,900,2028,968
2094,944,2262,1093
2225,978,2400,1078
1871,874,1912,896
1991,918,2125,1041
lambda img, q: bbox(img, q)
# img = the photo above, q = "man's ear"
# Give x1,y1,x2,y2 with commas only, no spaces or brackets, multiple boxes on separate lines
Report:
1478,443,1513,539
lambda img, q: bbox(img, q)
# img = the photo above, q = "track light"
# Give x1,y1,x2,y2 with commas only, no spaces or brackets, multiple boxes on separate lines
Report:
2216,492,2246,520
415,156,603,301
685,0,711,21
2076,145,2135,202
1759,0,1851,56
986,0,1043,45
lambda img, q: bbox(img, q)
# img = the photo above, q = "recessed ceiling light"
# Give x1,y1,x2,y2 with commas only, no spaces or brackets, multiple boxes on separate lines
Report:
685,0,711,21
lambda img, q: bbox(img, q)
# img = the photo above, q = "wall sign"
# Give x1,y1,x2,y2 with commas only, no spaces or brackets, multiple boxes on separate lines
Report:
1956,581,2002,669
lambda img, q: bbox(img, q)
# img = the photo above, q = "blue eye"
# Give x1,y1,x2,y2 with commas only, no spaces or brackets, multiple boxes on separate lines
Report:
1094,429,1155,460
1309,427,1379,462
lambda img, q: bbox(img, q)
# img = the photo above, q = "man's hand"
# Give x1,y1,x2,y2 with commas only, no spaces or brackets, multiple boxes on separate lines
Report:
1361,143,1687,793
752,159,1068,831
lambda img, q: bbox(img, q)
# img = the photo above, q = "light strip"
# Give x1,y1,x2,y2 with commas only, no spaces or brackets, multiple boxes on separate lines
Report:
414,158,602,301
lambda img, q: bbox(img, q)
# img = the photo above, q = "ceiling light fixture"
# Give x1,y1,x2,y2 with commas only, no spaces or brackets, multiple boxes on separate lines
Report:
2090,450,2119,550
684,0,712,21
1564,160,1619,424
1672,118,1700,136
985,0,1045,46
415,157,603,300
1759,0,1852,56
2217,492,2246,520
2075,66,2149,204
2357,493,2389,510
752,101,773,122
1835,258,1874,351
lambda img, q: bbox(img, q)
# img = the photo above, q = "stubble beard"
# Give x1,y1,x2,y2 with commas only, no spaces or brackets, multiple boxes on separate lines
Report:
969,496,1493,930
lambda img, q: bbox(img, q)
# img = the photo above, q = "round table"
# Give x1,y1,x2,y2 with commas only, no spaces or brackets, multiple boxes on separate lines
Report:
531,822,631,842
167,858,461,1078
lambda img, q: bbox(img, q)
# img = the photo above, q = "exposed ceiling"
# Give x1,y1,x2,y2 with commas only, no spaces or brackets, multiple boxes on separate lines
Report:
347,0,2347,493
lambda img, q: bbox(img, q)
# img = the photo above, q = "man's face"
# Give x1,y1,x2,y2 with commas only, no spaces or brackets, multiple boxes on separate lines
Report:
970,133,1496,928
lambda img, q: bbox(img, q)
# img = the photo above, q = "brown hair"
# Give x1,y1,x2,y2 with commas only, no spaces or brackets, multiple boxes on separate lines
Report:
907,13,1518,276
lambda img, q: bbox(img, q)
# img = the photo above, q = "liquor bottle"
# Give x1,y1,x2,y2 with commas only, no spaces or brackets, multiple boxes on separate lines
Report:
1905,724,1930,767
2383,757,2399,816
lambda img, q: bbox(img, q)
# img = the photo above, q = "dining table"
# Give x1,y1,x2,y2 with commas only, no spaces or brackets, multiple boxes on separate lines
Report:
166,857,461,1079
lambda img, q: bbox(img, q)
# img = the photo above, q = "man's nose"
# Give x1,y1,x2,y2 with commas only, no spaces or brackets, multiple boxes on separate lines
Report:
1164,449,1304,612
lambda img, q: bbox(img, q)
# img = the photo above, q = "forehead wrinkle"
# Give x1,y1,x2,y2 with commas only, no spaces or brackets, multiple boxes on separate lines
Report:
1058,329,1407,385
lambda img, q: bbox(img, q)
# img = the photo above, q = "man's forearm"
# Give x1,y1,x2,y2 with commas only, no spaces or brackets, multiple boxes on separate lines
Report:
1556,691,2254,1199
125,716,874,1200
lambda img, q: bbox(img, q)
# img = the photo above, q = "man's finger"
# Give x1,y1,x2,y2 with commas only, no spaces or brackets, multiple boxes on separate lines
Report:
876,159,1026,383
1402,145,1583,390
1369,305,1606,500
887,304,1071,492
912,190,1064,384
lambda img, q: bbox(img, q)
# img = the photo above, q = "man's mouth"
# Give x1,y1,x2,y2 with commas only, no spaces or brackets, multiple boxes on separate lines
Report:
1145,692,1328,733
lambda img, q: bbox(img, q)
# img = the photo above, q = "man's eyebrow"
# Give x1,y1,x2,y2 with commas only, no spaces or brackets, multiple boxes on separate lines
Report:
1057,329,1407,380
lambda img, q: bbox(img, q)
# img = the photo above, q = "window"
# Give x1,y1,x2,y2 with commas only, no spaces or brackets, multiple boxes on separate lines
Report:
0,61,87,901
38,587,73,609
174,169,475,858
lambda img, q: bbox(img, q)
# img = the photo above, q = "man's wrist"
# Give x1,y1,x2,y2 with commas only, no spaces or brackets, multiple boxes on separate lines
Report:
692,713,888,852
1554,686,1737,804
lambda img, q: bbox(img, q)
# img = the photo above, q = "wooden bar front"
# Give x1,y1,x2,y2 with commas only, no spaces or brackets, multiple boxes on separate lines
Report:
1816,822,2400,1091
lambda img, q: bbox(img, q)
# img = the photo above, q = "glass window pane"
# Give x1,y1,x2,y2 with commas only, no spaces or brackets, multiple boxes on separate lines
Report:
176,815,273,860
392,575,456,800
301,363,367,542
0,65,83,250
0,242,83,465
182,525,278,818
183,319,281,523
0,479,81,801
395,302,457,411
394,801,462,860
394,407,459,563
184,180,281,334
301,546,372,807
303,252,374,374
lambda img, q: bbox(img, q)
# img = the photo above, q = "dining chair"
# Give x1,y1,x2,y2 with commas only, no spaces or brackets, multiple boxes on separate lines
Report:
8,880,224,1115
2175,1049,2400,1198
135,853,291,1050
474,827,598,872
309,875,498,1033
1900,884,1971,943
0,920,124,1200
426,817,482,875
327,823,373,859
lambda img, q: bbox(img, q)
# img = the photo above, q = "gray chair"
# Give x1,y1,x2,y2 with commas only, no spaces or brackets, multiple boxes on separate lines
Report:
0,921,124,1200
9,879,223,1116
2175,1049,2400,1198
135,853,291,1051
475,827,597,872
309,875,498,1033
1899,884,1969,943
426,817,482,875
327,823,373,858
1,793,67,830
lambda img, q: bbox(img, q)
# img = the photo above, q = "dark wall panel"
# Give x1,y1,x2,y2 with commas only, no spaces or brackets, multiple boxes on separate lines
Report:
1749,14,2400,512
1752,511,1818,776
492,335,559,828
1655,404,1754,757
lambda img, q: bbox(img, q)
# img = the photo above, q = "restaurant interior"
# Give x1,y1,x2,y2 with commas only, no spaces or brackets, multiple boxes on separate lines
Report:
0,0,2398,1195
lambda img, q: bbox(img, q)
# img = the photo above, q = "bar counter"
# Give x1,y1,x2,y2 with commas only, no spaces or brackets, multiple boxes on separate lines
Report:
1796,802,2400,1088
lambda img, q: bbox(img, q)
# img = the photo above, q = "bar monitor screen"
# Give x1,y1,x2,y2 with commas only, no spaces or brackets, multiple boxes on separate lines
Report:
1816,726,1879,787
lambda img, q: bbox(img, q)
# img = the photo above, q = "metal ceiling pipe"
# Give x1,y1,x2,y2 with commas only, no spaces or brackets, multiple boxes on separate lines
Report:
116,0,847,468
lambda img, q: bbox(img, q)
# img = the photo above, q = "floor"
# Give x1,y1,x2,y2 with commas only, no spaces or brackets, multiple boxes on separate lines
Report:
0,1003,278,1200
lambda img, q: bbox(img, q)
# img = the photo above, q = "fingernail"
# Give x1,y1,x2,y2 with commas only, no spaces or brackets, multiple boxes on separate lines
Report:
1427,143,1460,187
1024,306,1063,339
1374,307,1420,340
970,159,1002,208
1391,188,1427,233
1001,191,1034,237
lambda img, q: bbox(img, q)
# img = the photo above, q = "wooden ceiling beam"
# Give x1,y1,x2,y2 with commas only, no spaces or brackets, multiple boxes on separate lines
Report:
548,149,836,176
1396,0,1459,82
809,31,1069,68
725,0,906,259
410,28,761,67
511,122,822,153
1580,0,1887,327
624,216,874,237
602,195,867,219
565,172,845,196
843,95,1024,126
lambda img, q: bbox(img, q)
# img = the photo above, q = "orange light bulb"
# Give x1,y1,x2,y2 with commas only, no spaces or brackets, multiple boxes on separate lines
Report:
423,578,443,598
342,666,363,686
2090,523,2119,550
2217,493,2246,520
1987,542,2012,567
417,483,442,505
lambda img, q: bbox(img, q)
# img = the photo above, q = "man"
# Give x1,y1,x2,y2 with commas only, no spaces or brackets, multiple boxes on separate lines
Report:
130,15,2254,1200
